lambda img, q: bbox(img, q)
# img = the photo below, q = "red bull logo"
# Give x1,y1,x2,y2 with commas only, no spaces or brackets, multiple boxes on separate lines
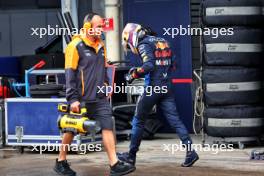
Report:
154,41,172,58
155,42,169,50
155,49,172,58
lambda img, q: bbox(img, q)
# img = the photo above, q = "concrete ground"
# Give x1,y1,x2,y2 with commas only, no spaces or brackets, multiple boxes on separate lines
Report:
0,134,264,176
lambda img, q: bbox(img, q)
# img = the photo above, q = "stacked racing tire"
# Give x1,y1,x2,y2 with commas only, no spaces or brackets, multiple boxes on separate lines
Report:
200,0,264,141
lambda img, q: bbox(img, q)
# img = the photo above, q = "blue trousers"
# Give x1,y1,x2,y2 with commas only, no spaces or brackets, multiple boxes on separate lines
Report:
129,91,192,155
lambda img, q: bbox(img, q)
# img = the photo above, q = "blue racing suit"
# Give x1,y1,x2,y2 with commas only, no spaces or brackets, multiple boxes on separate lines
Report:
129,35,192,155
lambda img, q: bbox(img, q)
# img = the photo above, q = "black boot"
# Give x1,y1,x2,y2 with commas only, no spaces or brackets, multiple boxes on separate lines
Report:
110,160,136,176
54,159,76,176
181,150,199,167
117,152,136,166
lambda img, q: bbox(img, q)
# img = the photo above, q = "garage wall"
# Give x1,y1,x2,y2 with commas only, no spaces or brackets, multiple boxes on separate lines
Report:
0,9,59,57
123,0,193,132
0,14,11,56
0,0,60,9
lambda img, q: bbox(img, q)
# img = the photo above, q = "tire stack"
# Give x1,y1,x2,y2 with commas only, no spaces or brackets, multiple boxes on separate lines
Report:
30,84,64,98
201,0,264,137
113,105,134,131
113,104,163,140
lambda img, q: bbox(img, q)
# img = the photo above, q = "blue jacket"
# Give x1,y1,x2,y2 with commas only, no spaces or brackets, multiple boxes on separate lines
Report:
133,35,175,87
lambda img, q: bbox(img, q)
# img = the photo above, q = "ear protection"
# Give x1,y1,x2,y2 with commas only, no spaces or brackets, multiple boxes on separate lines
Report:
83,22,92,30
83,22,92,29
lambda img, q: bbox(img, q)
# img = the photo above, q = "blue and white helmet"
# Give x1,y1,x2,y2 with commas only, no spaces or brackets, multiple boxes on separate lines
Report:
122,23,146,54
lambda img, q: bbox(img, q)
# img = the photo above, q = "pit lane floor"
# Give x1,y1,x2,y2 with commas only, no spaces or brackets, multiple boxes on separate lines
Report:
0,134,263,176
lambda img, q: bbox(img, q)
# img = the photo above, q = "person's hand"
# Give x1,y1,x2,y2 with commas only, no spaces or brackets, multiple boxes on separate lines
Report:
128,67,137,75
125,67,138,84
125,74,135,84
70,101,80,113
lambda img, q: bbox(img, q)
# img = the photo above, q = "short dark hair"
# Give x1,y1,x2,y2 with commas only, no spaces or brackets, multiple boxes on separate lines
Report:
83,12,100,24
142,26,157,36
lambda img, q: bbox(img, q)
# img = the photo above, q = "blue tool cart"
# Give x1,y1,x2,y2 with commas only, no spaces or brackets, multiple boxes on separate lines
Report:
5,98,102,152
